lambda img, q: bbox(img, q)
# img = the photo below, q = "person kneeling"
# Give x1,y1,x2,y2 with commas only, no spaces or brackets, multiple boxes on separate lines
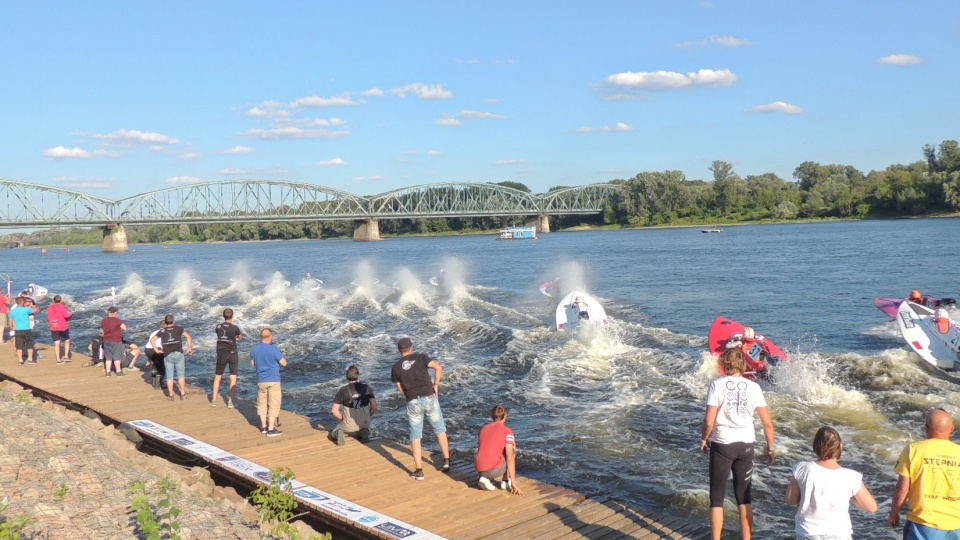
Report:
330,365,378,445
475,405,523,495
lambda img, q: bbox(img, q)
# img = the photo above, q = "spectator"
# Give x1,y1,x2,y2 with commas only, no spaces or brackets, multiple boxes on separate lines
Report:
47,295,72,364
100,306,127,376
700,347,775,540
0,290,10,344
250,328,287,437
786,426,877,540
10,297,39,364
144,319,167,387
889,407,960,538
390,337,451,480
475,405,523,495
84,329,105,368
330,365,378,445
210,308,242,408
151,314,193,400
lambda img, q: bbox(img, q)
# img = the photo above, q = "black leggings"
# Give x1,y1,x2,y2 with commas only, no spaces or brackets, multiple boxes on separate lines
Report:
708,441,754,507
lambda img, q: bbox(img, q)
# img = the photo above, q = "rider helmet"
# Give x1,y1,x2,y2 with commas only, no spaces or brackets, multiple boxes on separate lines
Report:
743,327,756,341
909,290,922,301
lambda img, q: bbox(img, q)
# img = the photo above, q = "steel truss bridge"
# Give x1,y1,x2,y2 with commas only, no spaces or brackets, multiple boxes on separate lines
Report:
0,180,621,227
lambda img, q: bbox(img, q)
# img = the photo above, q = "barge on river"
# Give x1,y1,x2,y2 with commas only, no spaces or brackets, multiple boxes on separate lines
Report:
497,225,539,240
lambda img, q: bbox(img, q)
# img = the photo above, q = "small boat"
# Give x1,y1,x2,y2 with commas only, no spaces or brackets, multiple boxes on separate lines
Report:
701,227,723,233
497,226,538,240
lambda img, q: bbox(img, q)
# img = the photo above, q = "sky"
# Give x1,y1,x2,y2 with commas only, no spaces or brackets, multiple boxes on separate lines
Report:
1,1,958,199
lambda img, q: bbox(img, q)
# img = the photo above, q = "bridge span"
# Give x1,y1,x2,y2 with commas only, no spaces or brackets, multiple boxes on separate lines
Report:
0,179,621,250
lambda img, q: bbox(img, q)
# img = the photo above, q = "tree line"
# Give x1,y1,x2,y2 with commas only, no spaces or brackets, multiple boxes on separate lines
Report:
20,140,960,247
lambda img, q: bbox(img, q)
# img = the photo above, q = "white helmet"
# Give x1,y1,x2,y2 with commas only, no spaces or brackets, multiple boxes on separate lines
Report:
743,327,756,340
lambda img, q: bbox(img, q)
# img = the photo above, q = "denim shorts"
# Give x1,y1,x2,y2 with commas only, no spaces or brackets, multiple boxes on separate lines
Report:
405,394,446,441
905,521,960,540
164,351,186,379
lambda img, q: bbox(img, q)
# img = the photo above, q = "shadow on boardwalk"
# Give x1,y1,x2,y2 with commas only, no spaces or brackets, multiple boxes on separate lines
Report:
546,500,713,539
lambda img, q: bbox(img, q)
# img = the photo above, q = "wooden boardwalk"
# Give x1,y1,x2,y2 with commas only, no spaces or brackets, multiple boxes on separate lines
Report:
0,344,711,540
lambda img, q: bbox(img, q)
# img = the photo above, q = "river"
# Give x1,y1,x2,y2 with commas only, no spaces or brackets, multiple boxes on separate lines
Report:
8,218,960,539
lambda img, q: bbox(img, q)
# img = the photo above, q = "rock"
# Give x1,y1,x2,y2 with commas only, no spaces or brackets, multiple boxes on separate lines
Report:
212,486,246,506
41,401,66,414
1,381,23,393
292,519,323,539
179,466,213,488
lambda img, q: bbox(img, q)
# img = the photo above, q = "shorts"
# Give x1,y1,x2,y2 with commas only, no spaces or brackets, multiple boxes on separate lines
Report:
337,405,372,433
103,341,126,362
257,382,282,417
478,458,506,480
215,350,239,376
164,351,186,380
904,521,960,540
405,394,446,441
51,329,70,341
708,441,755,507
14,330,34,351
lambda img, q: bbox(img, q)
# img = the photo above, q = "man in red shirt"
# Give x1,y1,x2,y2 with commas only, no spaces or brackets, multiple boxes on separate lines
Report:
0,291,9,344
100,306,128,376
47,295,72,364
474,405,523,495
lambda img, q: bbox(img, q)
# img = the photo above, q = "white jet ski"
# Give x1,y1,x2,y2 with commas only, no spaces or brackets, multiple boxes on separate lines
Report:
555,290,608,331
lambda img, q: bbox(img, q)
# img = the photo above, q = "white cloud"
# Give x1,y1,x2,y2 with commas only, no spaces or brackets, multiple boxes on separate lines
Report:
273,117,346,128
677,35,750,47
363,87,385,97
43,146,121,159
878,54,922,65
486,98,502,105
182,151,202,159
495,159,527,165
426,150,444,156
600,93,653,102
352,175,385,182
749,101,804,114
225,146,254,154
317,158,348,166
391,83,453,100
290,95,359,108
604,68,738,89
459,110,507,120
94,129,180,146
572,122,635,133
165,176,205,184
245,105,291,118
240,127,351,140
435,117,461,126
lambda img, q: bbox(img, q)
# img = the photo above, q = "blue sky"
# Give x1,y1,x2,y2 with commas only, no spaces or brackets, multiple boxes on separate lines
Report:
2,1,958,198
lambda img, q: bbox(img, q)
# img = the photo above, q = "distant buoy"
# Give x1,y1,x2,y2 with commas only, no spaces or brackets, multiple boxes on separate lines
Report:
163,245,169,249
41,248,48,254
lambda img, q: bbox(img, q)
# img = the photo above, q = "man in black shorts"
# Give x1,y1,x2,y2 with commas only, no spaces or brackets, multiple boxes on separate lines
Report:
210,308,242,408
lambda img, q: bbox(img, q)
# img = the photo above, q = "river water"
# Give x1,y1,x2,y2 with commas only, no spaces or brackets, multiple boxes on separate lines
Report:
9,218,960,538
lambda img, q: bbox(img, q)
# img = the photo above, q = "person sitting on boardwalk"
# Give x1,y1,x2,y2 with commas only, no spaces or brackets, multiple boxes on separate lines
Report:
889,407,960,539
151,314,193,400
391,337,451,480
47,295,72,364
250,328,287,437
329,365,378,445
10,297,39,365
211,308,243,408
700,347,775,540
475,405,523,495
786,426,877,540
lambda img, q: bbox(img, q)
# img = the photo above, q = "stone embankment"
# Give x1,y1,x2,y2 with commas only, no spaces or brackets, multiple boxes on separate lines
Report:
0,380,324,539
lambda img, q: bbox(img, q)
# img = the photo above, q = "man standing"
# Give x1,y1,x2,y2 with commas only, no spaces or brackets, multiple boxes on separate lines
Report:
151,314,193,400
250,328,286,437
211,308,242,408
0,290,10,344
475,405,523,495
330,365,378,445
10,297,39,365
47,295,72,364
101,306,127,376
889,407,960,538
390,337,451,480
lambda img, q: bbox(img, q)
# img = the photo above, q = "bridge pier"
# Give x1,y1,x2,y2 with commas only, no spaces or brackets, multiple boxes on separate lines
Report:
353,218,382,241
102,224,129,253
531,214,550,234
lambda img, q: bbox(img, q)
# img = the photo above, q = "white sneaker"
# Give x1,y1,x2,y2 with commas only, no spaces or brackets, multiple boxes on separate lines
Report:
500,479,513,491
477,476,496,491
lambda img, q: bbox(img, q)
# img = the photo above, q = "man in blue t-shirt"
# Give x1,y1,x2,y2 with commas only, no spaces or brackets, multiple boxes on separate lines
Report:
10,297,39,364
250,328,287,437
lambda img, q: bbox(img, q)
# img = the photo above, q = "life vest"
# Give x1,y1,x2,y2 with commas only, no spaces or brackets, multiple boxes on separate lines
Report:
740,338,767,373
935,308,951,334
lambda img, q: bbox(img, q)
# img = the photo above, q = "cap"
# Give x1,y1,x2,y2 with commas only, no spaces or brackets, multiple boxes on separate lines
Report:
397,337,413,350
107,306,119,313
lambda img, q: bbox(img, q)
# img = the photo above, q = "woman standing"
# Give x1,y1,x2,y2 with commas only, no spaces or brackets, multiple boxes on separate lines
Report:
786,426,877,540
700,347,775,540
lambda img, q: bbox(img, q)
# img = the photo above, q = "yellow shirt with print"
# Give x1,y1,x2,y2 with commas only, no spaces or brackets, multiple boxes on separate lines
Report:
895,438,960,530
